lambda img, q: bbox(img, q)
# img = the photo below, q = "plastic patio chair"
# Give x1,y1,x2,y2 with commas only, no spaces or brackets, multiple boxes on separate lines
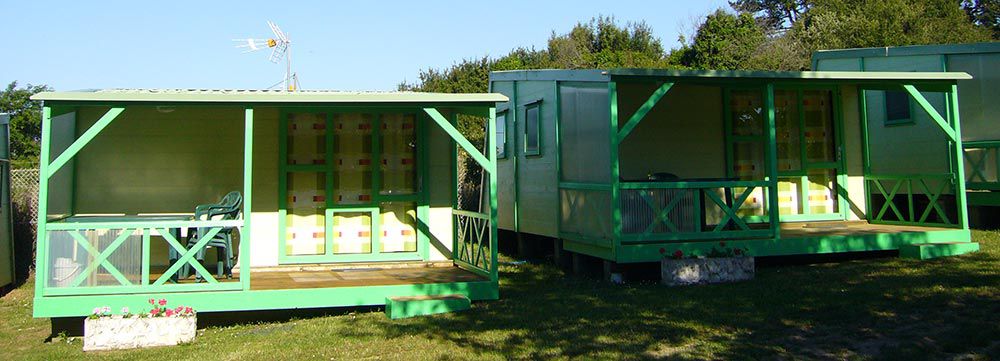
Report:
192,191,243,280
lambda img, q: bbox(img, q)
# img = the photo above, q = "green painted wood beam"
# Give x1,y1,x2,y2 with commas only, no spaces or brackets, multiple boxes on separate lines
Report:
901,85,956,142
617,82,673,142
385,295,471,319
241,106,253,291
423,108,492,171
47,107,124,178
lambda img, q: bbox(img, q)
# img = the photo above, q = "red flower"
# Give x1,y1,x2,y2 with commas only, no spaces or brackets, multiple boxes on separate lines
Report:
158,299,167,306
184,307,193,314
673,250,684,259
148,298,155,305
150,308,160,316
165,309,174,317
175,306,183,313
659,248,666,255
734,248,742,255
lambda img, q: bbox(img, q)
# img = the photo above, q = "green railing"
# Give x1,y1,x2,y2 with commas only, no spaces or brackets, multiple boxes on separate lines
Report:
559,183,614,246
865,174,957,227
618,180,775,243
452,209,495,280
963,141,1000,191
41,219,244,296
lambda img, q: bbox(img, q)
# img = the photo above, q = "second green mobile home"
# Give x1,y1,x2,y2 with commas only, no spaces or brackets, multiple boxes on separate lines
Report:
490,69,979,265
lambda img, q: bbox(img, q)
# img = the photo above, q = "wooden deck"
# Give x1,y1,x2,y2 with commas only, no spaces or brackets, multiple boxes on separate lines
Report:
779,221,957,238
247,266,486,290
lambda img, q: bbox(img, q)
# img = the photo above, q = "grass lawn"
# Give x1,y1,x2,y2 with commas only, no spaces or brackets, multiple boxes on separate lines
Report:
2,232,998,360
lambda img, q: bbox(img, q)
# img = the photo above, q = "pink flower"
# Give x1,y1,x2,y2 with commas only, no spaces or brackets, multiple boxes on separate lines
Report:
165,309,174,317
158,299,167,306
673,250,684,260
92,307,102,315
148,298,156,305
184,307,193,314
121,307,130,314
150,308,160,316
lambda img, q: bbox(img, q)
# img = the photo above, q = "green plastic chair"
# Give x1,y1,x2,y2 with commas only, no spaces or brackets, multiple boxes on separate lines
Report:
192,191,242,280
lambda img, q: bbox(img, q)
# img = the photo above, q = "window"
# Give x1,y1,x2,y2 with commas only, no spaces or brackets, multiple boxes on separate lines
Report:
884,91,913,126
524,104,541,156
496,111,507,158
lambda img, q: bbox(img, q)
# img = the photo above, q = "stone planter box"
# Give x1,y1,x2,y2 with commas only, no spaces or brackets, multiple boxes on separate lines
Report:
661,257,754,286
84,316,196,351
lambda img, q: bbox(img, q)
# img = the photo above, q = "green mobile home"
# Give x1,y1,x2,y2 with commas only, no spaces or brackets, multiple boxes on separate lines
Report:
813,42,1000,212
30,89,504,318
490,69,980,266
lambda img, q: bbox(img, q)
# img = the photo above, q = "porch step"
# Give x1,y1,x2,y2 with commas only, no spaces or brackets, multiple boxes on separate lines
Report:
384,294,471,319
899,242,980,260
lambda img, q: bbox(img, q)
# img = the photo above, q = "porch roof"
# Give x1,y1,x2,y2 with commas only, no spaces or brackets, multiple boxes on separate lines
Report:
31,89,509,104
490,69,972,83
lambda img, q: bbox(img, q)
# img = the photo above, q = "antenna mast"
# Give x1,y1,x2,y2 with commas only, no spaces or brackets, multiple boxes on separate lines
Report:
234,21,300,91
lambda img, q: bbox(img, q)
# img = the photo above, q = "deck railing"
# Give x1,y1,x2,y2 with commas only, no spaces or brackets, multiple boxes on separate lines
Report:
618,180,775,243
41,219,244,296
865,173,958,227
963,141,1000,191
452,209,495,280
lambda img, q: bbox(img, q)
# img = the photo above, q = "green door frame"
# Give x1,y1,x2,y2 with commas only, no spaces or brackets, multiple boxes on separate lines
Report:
277,107,427,264
724,84,850,223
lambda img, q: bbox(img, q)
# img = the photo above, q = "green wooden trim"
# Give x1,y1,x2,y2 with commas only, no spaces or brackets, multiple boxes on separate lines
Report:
417,112,431,261
47,107,124,178
487,106,499,281
949,85,969,229
34,107,52,299
69,229,134,287
619,229,774,243
141,228,150,286
764,84,781,239
46,219,242,231
42,282,244,297
559,182,613,191
67,230,132,286
608,81,622,258
496,109,509,159
424,108,492,170
617,82,674,142
620,180,769,189
384,295,471,319
34,280,498,317
902,85,957,142
153,227,224,285
241,106,253,290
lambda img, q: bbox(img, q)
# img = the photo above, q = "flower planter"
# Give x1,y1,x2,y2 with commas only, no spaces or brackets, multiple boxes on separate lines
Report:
661,257,754,286
83,315,196,351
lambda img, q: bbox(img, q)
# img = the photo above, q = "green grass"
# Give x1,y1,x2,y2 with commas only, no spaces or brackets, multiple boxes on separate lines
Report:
3,232,999,360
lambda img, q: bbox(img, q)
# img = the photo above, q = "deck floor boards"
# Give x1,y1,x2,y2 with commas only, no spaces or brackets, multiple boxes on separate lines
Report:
247,266,486,290
779,221,957,238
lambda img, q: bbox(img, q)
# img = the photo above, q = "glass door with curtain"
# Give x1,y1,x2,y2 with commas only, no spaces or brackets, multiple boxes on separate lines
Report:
280,110,422,264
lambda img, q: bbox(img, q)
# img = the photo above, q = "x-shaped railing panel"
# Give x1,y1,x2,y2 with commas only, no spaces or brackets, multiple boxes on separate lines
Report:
68,230,134,286
153,227,223,285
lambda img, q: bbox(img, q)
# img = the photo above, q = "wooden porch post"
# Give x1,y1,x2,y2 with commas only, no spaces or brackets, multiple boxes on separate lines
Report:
764,84,781,239
488,106,499,281
948,85,970,229
33,106,52,298
241,106,253,290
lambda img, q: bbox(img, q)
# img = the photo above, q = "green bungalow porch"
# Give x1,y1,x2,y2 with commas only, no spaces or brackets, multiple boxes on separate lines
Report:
489,69,979,265
30,90,505,318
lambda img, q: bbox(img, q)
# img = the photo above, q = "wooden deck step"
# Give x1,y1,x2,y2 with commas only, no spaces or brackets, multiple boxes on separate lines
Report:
385,294,471,319
899,242,980,260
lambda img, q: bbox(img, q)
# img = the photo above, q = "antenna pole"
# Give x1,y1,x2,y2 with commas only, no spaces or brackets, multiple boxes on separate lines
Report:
286,37,292,91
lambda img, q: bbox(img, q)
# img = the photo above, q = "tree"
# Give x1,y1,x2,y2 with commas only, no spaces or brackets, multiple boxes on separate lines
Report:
730,0,813,30
677,10,773,70
962,0,1000,38
0,82,51,168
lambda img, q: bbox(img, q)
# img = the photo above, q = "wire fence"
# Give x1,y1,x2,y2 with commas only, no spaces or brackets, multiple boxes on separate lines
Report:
11,168,38,277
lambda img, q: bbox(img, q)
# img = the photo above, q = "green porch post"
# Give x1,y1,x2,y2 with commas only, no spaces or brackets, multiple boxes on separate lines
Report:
948,85,969,229
609,81,621,257
764,84,780,238
487,106,499,281
33,106,52,298
241,106,253,290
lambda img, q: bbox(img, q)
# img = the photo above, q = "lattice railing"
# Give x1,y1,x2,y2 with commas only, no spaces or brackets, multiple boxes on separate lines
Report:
866,174,957,227
42,219,243,296
452,209,493,278
964,141,1000,191
618,180,775,243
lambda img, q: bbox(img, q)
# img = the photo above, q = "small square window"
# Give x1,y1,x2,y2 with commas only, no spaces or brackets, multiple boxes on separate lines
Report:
524,104,541,156
496,111,507,159
884,91,913,126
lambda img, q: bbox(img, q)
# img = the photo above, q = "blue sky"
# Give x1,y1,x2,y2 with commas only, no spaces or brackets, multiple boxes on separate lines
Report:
0,1,729,91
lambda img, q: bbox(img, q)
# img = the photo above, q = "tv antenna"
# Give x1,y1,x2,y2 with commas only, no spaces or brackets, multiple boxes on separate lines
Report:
234,21,300,91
